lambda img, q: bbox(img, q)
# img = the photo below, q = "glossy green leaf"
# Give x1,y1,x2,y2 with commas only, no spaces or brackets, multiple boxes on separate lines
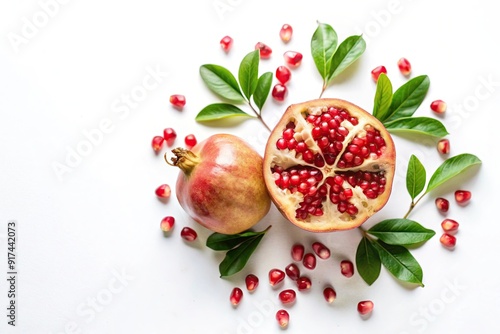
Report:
373,240,424,286
195,103,250,122
238,50,260,100
406,155,426,200
426,153,482,194
219,234,265,277
384,117,449,138
252,72,273,111
356,237,381,286
327,35,366,82
384,75,430,122
199,64,245,103
368,219,436,246
311,22,338,80
372,73,393,121
206,229,266,251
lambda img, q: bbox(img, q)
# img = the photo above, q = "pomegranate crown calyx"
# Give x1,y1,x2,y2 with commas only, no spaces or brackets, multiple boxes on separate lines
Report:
164,148,200,175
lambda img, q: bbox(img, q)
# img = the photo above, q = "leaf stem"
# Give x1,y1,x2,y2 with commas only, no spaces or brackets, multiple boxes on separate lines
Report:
248,102,271,132
403,193,426,219
319,81,327,98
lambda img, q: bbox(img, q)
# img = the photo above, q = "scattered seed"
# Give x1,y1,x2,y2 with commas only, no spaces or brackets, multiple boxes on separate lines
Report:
441,219,459,233
296,276,312,291
276,309,290,328
371,66,387,82
357,300,374,315
152,136,165,153
255,42,272,59
291,243,305,262
312,242,330,259
163,128,177,147
220,35,233,52
230,287,243,306
323,286,337,303
454,190,471,205
160,216,175,232
285,263,300,281
340,260,354,278
440,233,456,248
437,139,450,154
245,274,259,292
430,100,447,114
169,94,186,109
180,227,197,242
276,66,291,85
155,184,171,198
397,57,412,76
280,24,293,43
269,269,286,287
302,253,316,270
272,83,288,101
184,134,197,149
435,197,449,213
283,51,303,68
278,289,297,305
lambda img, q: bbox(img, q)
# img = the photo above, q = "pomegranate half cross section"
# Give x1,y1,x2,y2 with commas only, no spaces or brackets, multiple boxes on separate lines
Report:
263,98,396,232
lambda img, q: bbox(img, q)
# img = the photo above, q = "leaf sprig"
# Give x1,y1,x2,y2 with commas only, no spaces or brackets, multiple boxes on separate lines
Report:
206,226,271,277
356,153,481,286
197,50,273,131
311,22,366,98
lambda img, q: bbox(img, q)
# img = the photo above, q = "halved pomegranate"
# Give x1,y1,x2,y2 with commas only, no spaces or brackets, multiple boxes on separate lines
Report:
263,98,396,232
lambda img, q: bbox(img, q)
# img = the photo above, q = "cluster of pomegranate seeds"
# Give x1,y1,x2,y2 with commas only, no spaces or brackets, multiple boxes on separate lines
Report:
437,139,450,154
431,99,447,114
255,42,272,59
435,197,449,212
155,184,171,198
280,24,293,43
180,227,197,242
151,136,165,153
340,260,355,278
371,65,387,82
160,216,175,232
169,94,186,109
184,134,197,149
455,190,471,205
229,287,243,306
283,51,303,68
357,300,374,315
220,35,233,53
397,57,412,76
245,274,259,292
276,309,290,328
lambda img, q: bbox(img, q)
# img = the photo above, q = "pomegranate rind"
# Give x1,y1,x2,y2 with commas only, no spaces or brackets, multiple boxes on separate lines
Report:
263,98,395,232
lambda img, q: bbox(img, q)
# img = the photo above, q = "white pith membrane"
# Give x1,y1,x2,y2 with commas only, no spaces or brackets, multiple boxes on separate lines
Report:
265,99,395,232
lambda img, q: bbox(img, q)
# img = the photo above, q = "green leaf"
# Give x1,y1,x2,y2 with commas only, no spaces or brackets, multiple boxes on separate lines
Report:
253,72,273,111
206,229,267,251
219,234,265,277
200,64,245,103
195,103,251,122
356,237,381,286
384,75,430,122
368,219,436,246
372,73,393,121
238,50,260,100
384,116,449,138
406,155,426,200
373,240,424,286
327,35,366,82
311,22,338,80
426,153,482,194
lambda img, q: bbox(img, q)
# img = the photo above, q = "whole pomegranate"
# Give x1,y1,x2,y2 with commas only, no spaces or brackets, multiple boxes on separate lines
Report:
263,98,396,232
167,133,271,235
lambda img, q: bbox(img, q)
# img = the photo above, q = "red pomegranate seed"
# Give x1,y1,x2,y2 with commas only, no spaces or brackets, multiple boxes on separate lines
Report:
230,287,243,306
160,216,175,232
357,300,374,315
430,100,447,114
323,286,337,303
441,219,459,233
169,94,186,109
312,242,330,259
163,127,177,147
435,197,449,213
371,66,387,82
340,260,354,278
296,276,312,291
255,42,272,59
455,190,471,205
155,184,171,198
303,253,316,270
245,274,259,292
437,139,450,154
269,269,286,287
184,134,197,149
280,24,293,43
440,233,456,248
397,57,412,76
272,83,287,101
220,35,233,53
276,66,291,85
285,263,300,281
180,227,197,242
291,243,305,261
276,309,289,328
279,289,297,305
152,136,165,153
283,51,303,68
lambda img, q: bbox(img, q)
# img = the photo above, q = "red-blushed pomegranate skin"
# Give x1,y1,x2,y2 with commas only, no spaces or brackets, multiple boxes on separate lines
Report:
174,134,271,235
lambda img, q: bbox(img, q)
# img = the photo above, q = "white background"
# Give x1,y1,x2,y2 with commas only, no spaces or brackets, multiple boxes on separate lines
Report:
0,0,498,333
